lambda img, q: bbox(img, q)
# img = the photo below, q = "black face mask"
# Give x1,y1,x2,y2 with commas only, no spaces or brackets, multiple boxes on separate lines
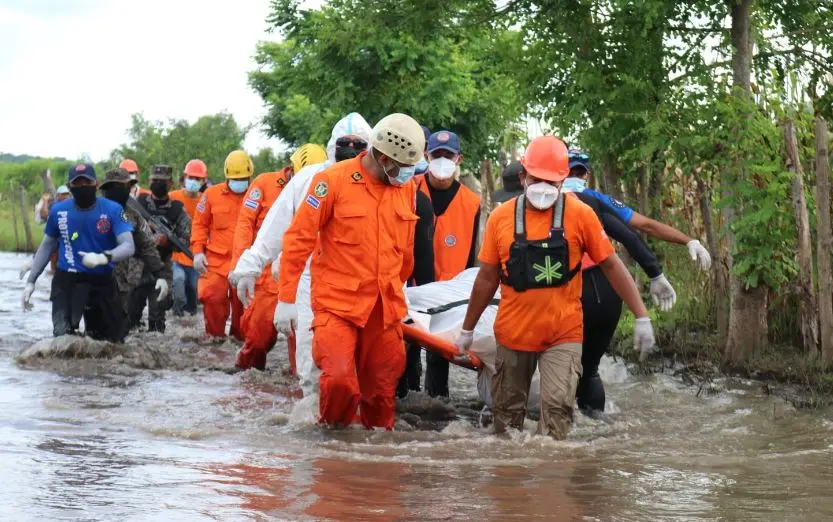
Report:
335,145,362,162
150,181,169,199
102,184,131,206
70,185,97,208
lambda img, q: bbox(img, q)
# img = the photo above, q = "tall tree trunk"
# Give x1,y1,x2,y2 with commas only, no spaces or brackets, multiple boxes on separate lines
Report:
477,160,495,255
725,0,769,363
815,116,833,363
41,168,56,199
697,170,728,337
18,185,34,252
784,119,819,354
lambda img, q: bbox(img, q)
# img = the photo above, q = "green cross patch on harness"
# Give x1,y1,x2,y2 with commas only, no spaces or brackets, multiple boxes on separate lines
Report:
532,256,563,285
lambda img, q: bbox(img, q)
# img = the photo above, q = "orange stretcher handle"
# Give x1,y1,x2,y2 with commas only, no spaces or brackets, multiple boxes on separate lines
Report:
401,323,481,371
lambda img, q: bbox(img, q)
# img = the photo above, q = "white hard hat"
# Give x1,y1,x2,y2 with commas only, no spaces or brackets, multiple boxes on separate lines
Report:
56,185,70,195
370,113,425,166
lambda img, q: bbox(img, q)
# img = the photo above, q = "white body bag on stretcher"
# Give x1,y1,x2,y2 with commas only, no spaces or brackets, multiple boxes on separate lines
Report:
405,268,542,411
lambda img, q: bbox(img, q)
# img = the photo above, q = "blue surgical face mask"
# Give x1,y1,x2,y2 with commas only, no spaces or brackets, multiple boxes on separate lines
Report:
228,179,250,194
414,159,429,174
561,177,587,193
373,149,416,186
184,178,201,193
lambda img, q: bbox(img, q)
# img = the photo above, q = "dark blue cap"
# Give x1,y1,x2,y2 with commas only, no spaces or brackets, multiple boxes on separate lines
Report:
568,149,591,171
68,163,97,183
427,130,461,155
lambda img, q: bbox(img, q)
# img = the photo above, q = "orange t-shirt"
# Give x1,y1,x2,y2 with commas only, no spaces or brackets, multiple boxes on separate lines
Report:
478,195,615,352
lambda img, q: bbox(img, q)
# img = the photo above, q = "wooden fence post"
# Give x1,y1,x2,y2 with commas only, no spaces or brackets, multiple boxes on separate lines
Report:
814,116,833,363
18,185,34,252
9,181,20,251
784,119,819,354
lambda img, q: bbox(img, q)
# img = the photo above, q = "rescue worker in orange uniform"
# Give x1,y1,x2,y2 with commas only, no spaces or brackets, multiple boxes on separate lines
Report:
232,144,328,371
412,130,480,397
119,159,151,198
170,159,208,316
274,113,425,429
455,136,655,440
191,151,253,339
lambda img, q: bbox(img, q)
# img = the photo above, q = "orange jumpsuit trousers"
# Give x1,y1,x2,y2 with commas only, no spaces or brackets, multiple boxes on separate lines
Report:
312,297,405,429
235,269,296,372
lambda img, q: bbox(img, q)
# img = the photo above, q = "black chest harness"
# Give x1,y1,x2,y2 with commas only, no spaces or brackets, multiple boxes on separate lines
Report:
501,193,580,292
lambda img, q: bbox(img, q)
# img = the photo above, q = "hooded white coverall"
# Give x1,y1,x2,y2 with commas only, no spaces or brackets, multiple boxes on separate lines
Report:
231,113,373,397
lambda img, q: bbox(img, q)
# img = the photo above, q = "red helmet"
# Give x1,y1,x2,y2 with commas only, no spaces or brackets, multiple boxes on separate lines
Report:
520,136,570,182
119,159,139,173
184,159,208,178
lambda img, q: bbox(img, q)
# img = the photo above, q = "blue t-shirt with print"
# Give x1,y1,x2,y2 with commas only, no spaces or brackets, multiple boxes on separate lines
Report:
581,188,635,224
44,197,134,274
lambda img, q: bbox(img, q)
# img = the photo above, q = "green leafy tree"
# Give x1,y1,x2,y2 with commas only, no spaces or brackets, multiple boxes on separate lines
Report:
249,0,526,164
110,112,248,185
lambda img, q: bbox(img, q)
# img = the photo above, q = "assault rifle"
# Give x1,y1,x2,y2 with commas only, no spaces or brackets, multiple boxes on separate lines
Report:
125,197,193,260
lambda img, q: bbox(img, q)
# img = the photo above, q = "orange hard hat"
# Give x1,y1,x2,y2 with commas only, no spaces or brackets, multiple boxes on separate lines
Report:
120,159,139,173
184,159,208,178
520,136,570,182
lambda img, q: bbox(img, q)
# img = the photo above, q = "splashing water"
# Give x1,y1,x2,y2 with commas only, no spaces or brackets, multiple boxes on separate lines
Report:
1,252,833,520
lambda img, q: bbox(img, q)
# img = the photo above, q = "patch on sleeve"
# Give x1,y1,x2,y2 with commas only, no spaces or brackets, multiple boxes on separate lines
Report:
351,172,363,182
313,182,328,198
305,194,320,209
243,198,259,211
120,210,129,223
196,196,207,213
608,195,626,209
249,188,262,201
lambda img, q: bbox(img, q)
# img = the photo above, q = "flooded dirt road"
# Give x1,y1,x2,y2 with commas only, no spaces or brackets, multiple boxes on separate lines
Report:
2,252,833,521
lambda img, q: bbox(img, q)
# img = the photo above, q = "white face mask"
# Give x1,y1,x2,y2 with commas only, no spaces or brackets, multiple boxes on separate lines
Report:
428,157,457,180
525,181,559,210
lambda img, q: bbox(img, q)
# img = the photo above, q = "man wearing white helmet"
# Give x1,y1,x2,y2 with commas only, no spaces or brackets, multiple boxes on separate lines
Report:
273,113,424,430
230,113,373,399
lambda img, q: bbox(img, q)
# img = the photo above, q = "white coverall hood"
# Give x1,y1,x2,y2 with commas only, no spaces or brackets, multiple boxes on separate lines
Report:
326,112,372,161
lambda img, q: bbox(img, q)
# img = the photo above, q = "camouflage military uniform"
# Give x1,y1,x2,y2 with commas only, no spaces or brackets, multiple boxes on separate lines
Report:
115,206,171,317
128,165,191,333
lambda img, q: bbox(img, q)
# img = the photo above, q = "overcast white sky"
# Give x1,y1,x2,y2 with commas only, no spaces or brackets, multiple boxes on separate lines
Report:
0,0,288,161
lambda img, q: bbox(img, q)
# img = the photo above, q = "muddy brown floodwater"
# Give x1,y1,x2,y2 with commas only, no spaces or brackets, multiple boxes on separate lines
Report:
2,252,833,521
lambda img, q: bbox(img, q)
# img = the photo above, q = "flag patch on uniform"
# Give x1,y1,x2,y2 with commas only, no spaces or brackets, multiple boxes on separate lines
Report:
196,196,207,213
306,194,320,209
243,198,259,210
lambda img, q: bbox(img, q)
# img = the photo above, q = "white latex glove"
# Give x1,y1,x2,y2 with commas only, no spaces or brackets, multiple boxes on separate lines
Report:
273,301,298,335
228,271,241,287
686,240,712,271
453,329,474,355
649,274,677,312
19,258,32,280
633,317,656,362
22,282,35,312
79,252,108,269
193,253,207,274
270,261,280,283
155,278,169,302
236,275,256,307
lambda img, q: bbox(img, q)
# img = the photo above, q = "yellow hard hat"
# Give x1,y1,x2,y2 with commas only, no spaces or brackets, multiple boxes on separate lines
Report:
224,150,254,179
290,143,327,173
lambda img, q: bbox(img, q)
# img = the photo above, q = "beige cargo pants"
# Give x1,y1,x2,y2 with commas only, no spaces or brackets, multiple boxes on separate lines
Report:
491,342,582,439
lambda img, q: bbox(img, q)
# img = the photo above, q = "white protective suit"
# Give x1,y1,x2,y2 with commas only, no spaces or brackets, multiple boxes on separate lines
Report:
405,268,542,411
231,113,373,398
